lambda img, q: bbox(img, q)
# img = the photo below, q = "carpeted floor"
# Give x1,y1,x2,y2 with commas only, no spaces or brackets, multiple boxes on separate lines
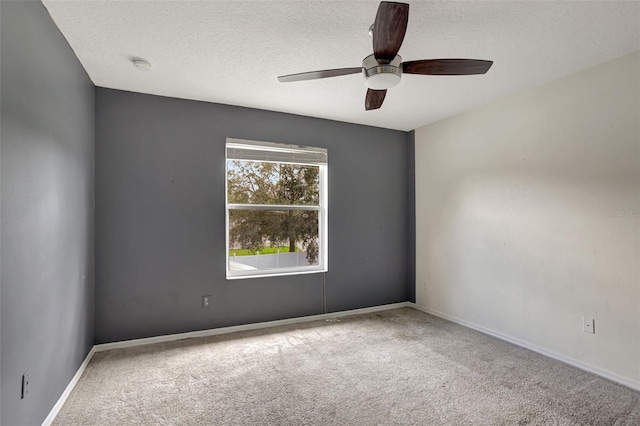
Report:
53,308,640,425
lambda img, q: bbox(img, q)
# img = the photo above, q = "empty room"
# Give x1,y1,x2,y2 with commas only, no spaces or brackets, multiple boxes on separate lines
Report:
1,0,639,425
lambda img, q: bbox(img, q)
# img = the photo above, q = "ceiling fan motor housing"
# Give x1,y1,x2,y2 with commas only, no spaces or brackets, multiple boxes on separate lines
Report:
362,54,402,90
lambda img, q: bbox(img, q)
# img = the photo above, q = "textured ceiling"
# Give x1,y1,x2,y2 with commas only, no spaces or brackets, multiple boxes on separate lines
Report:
42,1,639,131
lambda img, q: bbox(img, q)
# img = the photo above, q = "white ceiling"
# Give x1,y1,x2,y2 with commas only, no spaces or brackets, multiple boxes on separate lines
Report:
42,1,639,131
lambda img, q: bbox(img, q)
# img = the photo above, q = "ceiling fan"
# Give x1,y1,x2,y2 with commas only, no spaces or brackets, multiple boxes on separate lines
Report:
277,1,493,111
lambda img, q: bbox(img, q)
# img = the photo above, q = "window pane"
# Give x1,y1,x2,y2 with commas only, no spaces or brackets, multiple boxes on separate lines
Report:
228,209,319,272
227,160,319,206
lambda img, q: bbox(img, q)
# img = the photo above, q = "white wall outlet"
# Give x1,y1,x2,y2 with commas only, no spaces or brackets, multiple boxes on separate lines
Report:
202,295,211,309
582,316,595,334
21,371,30,399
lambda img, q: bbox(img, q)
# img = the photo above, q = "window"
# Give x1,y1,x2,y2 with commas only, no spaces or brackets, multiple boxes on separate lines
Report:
225,138,328,279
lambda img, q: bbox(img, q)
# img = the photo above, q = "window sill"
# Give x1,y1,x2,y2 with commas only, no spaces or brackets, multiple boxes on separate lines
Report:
226,267,327,280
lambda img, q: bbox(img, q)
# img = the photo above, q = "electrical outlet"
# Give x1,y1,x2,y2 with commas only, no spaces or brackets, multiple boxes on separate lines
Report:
582,316,595,334
21,371,30,399
202,295,211,309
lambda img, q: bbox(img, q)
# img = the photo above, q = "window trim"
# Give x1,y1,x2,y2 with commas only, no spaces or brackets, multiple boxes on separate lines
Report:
225,138,328,280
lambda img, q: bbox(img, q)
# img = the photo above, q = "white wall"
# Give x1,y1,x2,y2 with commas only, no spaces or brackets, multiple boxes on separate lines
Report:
415,52,639,388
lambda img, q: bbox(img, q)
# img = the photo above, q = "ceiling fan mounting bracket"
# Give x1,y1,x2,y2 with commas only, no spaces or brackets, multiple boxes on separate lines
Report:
362,54,402,90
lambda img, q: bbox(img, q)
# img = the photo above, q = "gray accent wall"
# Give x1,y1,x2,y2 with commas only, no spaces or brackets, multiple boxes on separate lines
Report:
406,131,416,302
96,89,410,343
1,2,95,425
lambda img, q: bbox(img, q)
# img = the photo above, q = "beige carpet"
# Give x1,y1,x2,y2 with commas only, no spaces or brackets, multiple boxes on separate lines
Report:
53,308,639,425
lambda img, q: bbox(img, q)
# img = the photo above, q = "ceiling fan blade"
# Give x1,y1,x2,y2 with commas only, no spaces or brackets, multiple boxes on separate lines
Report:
365,89,387,111
278,67,362,83
402,59,493,75
373,2,409,63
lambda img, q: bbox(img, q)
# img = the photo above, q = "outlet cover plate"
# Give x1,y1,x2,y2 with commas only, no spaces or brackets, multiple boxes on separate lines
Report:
202,295,211,309
582,316,595,334
21,371,30,399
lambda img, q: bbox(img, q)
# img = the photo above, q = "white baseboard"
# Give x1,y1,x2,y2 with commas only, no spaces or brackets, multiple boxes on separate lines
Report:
41,346,96,426
408,302,640,392
94,302,411,352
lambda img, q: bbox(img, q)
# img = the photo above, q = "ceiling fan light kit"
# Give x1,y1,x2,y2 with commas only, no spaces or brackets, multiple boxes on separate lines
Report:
362,54,402,90
277,1,493,111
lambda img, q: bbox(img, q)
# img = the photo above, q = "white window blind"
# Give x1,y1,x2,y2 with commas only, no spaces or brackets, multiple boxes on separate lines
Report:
226,138,327,165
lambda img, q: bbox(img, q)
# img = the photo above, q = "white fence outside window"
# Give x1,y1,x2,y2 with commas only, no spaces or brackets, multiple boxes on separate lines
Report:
229,251,313,271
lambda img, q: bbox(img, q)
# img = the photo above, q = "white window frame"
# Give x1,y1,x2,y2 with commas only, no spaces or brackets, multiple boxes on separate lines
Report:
225,138,328,279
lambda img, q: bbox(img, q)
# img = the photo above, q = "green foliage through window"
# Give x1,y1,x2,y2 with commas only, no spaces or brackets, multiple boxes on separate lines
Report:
228,161,320,264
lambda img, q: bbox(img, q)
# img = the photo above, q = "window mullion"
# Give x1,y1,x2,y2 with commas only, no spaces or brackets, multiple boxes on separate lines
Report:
227,204,320,211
